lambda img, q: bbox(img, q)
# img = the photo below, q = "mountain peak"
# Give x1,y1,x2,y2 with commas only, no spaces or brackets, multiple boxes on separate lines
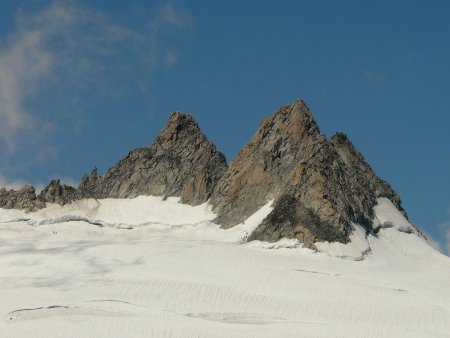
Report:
167,112,197,130
260,99,320,143
157,112,201,144
289,98,312,118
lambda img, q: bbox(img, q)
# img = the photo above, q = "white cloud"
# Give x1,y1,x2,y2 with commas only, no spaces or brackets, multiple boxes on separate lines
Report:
0,1,190,156
0,20,51,150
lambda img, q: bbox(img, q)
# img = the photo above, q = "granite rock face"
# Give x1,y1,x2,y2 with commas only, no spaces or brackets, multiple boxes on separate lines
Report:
0,185,44,211
80,112,228,205
211,100,405,247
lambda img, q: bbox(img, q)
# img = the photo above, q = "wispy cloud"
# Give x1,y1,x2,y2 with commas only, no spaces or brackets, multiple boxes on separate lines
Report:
0,1,190,162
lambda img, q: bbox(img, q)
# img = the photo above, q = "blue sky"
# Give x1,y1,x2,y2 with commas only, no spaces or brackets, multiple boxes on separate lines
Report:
0,0,449,252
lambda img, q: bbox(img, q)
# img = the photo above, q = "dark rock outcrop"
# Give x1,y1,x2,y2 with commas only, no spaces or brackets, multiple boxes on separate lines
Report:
248,194,347,245
0,185,44,211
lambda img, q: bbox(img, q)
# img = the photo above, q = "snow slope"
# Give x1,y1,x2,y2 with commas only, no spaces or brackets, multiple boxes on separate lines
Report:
0,197,449,337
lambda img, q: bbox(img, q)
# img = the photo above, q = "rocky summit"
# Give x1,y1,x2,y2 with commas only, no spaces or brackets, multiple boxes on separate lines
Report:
0,100,408,247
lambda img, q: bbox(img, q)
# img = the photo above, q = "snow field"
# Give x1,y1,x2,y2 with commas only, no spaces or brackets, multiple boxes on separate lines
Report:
0,196,448,337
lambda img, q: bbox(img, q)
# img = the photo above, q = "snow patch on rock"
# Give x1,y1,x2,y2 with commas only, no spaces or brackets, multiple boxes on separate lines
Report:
373,197,416,234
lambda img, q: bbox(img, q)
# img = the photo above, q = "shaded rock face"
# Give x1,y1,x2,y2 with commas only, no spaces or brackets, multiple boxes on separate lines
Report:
247,194,346,245
0,185,44,211
211,100,405,247
79,112,228,205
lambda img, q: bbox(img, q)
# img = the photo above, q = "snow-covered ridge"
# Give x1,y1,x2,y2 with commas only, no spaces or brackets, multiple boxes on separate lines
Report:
0,195,436,260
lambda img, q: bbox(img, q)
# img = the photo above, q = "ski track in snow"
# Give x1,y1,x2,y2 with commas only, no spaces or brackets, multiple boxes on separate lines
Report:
0,196,449,337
